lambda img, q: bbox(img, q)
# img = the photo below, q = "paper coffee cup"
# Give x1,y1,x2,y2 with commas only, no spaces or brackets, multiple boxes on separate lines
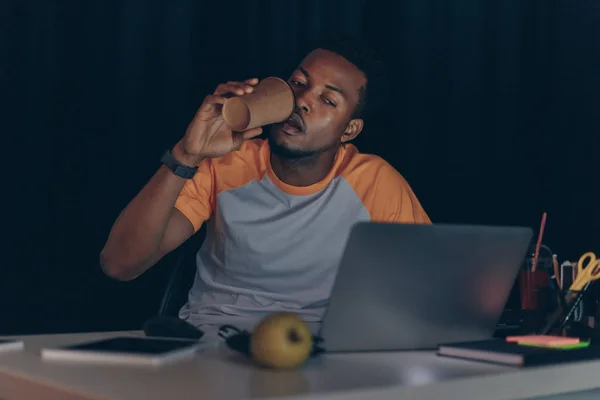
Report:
222,77,295,131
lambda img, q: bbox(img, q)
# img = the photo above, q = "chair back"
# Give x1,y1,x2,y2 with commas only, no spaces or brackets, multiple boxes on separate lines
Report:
157,225,206,316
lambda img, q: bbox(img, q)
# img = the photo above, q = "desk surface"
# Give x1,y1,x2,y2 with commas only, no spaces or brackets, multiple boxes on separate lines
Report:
0,331,600,400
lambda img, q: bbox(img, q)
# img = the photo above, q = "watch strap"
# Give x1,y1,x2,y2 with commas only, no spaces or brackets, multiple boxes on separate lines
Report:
161,150,199,179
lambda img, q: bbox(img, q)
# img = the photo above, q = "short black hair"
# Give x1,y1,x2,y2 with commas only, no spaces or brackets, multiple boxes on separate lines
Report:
303,34,388,122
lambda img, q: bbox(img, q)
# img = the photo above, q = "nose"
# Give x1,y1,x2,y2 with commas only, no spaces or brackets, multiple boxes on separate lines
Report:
294,88,312,115
298,103,309,113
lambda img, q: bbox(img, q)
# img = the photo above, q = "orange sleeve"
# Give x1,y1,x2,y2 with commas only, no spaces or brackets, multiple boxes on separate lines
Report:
342,154,431,224
377,162,430,224
174,159,215,233
173,139,267,233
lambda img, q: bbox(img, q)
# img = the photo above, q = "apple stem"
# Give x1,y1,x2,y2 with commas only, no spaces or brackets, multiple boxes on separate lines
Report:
288,328,302,343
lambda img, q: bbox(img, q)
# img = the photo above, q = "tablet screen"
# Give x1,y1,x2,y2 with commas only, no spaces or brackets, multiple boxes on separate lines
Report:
61,337,197,355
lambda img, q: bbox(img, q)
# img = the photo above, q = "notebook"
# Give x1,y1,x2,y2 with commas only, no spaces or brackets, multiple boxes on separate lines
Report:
437,339,600,367
41,336,201,366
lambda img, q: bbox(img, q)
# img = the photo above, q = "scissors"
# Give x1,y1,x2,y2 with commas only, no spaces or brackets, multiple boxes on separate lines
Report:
569,252,600,291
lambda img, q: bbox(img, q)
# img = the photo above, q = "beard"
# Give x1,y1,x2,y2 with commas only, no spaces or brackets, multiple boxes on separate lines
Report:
267,135,318,159
267,125,338,161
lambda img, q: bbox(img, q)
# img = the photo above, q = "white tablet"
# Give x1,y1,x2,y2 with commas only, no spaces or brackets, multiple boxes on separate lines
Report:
41,336,201,366
0,339,24,352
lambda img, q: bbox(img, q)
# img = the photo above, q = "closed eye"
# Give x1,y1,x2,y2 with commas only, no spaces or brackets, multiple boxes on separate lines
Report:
323,97,337,107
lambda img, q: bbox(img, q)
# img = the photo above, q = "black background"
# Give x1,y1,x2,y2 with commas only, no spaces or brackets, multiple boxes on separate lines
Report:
2,0,599,334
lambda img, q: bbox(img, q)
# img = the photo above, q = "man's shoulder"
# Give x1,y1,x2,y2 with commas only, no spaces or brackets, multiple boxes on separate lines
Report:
339,144,408,186
197,139,267,192
338,144,430,224
238,138,266,153
212,138,265,164
204,138,266,173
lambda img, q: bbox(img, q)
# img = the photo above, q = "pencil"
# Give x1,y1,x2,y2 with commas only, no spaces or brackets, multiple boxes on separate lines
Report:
531,212,547,272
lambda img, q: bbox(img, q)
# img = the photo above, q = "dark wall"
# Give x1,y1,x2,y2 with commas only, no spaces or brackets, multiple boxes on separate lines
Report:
2,0,599,334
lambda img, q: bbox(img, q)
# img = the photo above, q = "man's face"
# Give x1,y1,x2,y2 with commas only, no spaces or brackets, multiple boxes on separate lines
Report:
269,49,367,158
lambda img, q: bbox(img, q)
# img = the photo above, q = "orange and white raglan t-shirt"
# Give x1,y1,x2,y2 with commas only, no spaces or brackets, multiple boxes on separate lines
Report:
175,139,430,331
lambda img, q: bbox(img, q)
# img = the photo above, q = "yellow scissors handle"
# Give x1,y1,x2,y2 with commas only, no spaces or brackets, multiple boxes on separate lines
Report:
570,252,600,291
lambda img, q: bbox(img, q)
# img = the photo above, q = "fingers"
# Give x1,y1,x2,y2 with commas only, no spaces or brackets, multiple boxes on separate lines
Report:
241,127,263,140
231,127,263,151
198,94,227,112
214,82,253,97
213,78,258,97
199,78,260,114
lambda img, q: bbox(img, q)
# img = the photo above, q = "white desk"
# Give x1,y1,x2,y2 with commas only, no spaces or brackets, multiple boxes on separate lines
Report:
0,330,599,400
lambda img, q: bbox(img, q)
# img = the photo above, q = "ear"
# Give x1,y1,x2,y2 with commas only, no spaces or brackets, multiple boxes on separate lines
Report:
340,118,364,143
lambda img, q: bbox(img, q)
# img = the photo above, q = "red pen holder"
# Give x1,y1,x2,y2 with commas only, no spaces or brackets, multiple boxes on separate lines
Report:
519,269,551,311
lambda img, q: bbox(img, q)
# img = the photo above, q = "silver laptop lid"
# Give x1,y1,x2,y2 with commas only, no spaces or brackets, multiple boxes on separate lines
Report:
320,222,533,352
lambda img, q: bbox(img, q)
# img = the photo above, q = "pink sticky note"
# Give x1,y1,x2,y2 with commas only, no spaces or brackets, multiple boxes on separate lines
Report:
506,335,580,346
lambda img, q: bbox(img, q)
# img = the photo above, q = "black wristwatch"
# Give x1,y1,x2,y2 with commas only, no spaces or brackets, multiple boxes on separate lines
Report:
161,150,199,179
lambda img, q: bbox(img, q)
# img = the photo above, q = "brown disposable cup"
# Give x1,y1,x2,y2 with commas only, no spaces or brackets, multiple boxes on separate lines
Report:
222,77,295,131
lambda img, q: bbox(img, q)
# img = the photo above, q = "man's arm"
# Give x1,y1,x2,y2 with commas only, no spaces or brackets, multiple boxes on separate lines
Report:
101,78,264,280
100,146,199,281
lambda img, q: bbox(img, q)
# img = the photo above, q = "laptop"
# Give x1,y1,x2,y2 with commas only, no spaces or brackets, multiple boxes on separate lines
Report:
319,222,533,352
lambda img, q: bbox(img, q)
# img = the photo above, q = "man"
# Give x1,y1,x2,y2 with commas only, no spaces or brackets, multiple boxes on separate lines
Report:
100,37,430,337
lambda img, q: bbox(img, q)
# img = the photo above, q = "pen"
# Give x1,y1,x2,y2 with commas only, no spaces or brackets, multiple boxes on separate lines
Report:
549,254,567,310
552,255,561,289
559,282,592,330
